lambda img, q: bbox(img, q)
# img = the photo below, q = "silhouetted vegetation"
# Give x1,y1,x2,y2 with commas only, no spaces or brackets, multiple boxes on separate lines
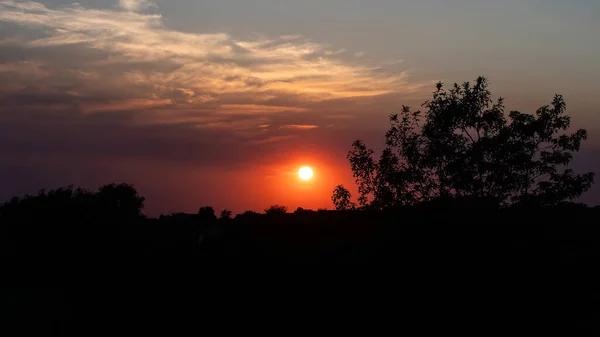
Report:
198,206,217,222
331,185,356,210
264,204,287,215
2,181,600,334
337,77,595,209
0,183,145,224
219,209,233,220
2,77,599,335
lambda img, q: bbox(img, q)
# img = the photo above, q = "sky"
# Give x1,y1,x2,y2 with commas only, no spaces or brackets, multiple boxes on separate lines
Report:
1,0,599,216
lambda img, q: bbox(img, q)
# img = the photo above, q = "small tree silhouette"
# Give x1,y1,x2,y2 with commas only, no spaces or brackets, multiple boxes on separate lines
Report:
198,206,217,223
265,205,287,215
332,185,356,210
97,183,145,221
219,209,232,220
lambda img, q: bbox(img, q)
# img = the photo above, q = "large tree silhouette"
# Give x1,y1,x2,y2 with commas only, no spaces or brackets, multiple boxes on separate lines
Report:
338,77,595,209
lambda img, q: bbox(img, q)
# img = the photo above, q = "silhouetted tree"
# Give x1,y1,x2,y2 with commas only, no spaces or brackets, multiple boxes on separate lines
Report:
499,95,595,205
0,185,97,223
294,207,316,214
347,141,377,208
198,206,217,223
265,205,287,215
97,183,145,221
219,209,232,220
331,185,356,210
341,77,594,208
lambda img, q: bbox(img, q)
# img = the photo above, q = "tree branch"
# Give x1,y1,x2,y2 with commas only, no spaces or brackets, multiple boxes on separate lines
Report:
463,127,475,144
536,144,555,153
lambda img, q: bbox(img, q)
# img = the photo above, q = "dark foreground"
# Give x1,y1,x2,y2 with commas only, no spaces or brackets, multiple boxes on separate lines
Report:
3,207,600,335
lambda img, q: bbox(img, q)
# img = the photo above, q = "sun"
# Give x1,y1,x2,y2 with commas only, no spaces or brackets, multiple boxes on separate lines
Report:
298,166,314,181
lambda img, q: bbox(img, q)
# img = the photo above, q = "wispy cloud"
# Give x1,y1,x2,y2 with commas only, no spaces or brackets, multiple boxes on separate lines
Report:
118,0,156,12
280,125,319,130
0,0,423,160
250,135,297,146
219,105,308,115
0,1,413,107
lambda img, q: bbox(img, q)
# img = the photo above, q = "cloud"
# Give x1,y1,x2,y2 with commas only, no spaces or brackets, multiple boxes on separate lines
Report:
0,1,428,149
250,135,297,145
119,0,156,12
83,98,173,114
0,1,414,107
279,125,319,130
0,1,427,211
219,104,308,115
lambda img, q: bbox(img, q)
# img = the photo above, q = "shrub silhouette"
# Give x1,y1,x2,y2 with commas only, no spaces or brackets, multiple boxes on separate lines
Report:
265,205,287,215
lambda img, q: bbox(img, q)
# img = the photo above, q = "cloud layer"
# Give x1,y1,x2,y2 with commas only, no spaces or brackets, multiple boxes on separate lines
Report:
0,0,426,213
0,0,425,161
119,0,156,11
0,1,413,109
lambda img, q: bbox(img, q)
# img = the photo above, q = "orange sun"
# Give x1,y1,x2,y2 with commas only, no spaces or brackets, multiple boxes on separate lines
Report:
298,166,314,181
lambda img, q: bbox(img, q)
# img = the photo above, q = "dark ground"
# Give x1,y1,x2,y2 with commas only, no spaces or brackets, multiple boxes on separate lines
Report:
3,208,600,335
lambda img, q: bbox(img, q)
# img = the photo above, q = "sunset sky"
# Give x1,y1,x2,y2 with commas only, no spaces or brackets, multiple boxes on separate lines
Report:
1,0,599,215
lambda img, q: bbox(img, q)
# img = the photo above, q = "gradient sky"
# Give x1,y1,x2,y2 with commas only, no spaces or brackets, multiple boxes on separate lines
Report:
1,0,599,215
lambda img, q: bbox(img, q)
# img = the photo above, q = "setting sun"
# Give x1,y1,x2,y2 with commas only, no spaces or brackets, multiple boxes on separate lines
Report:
298,166,314,181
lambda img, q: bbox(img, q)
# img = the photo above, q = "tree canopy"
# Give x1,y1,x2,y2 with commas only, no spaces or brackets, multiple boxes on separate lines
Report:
265,205,287,215
331,185,356,211
336,76,595,209
0,183,145,222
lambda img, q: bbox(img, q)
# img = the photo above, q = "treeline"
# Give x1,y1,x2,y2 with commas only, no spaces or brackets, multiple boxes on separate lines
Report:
2,182,600,335
2,182,600,263
0,183,145,224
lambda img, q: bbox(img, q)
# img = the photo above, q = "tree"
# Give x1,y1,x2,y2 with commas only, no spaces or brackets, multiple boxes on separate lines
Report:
264,205,287,215
499,95,595,206
0,183,145,228
340,76,594,208
198,206,217,223
219,209,232,220
239,210,260,218
331,185,356,210
97,183,145,221
347,141,377,208
0,186,96,223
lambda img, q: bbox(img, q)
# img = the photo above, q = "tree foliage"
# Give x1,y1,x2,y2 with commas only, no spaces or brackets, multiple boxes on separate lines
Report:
339,77,594,209
198,206,217,223
219,209,232,220
265,205,287,215
331,185,356,210
0,183,145,222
